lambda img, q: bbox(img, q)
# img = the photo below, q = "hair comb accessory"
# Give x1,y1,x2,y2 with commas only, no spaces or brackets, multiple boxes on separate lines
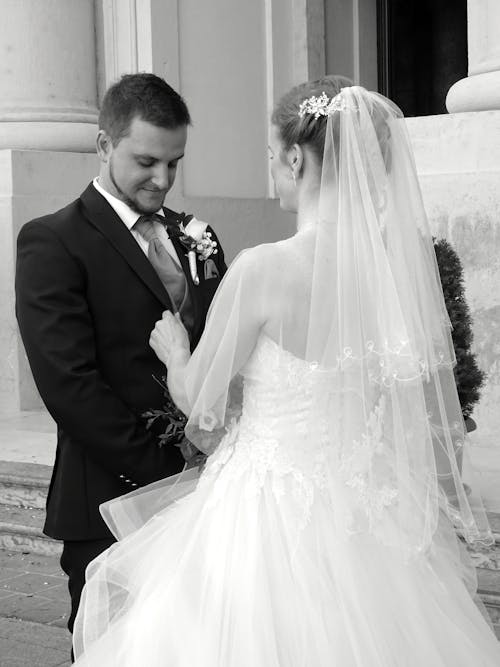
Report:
298,89,358,118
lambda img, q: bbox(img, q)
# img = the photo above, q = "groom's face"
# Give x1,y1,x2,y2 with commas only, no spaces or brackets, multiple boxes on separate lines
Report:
98,116,187,214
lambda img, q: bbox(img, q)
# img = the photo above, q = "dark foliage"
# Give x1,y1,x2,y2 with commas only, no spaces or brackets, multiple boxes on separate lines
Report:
433,238,485,418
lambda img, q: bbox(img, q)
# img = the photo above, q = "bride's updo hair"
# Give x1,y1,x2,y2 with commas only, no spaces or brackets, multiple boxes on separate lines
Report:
271,75,353,164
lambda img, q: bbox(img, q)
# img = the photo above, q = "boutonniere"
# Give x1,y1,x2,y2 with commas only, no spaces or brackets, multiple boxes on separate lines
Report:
166,213,218,285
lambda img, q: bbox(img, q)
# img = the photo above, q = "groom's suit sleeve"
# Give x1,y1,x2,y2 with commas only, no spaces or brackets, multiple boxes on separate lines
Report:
15,219,172,487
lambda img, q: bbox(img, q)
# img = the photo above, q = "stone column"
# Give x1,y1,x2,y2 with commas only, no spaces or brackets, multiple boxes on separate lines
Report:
446,0,500,113
0,0,98,152
1,0,99,414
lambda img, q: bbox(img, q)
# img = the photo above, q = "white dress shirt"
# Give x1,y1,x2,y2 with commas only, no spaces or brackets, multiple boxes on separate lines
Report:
92,178,182,266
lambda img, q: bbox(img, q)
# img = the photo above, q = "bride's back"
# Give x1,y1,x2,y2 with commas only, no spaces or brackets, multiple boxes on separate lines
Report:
257,230,317,361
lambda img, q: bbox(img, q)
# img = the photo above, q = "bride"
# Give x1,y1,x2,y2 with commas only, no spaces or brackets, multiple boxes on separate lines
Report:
73,78,500,665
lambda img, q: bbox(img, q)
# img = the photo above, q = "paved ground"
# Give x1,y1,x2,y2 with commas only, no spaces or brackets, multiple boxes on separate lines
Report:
0,545,498,665
0,549,71,666
0,618,70,667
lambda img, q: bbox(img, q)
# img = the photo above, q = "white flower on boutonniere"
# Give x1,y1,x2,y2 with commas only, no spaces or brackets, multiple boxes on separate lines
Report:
168,215,218,285
183,217,218,285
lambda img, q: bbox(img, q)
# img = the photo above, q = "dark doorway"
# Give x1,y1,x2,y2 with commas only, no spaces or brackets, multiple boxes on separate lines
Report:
377,0,467,116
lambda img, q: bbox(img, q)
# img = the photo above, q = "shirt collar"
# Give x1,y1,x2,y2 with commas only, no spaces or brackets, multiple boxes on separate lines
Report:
92,178,164,230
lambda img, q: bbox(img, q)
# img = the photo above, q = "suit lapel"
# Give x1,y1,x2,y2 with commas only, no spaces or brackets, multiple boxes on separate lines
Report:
80,184,173,310
162,207,202,329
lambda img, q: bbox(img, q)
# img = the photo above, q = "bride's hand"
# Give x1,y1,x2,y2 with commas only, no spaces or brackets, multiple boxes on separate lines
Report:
149,311,190,367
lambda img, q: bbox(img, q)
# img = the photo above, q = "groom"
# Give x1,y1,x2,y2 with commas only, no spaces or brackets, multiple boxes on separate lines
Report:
15,73,226,641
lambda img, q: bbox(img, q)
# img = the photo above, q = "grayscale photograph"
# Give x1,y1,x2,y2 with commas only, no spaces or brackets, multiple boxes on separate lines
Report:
0,0,499,665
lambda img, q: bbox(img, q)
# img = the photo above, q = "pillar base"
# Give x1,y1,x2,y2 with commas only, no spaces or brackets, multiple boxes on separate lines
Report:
0,122,98,153
446,70,500,113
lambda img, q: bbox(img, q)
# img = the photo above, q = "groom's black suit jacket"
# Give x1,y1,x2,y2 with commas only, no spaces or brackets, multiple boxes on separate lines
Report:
15,183,226,541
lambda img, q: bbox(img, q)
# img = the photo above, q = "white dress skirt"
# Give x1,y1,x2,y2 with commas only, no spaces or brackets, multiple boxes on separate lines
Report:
73,335,500,666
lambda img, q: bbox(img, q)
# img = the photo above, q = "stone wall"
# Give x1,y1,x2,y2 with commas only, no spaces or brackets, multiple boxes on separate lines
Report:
407,111,500,509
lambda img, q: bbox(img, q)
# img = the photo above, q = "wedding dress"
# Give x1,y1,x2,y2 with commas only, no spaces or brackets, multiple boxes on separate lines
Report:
73,330,500,666
73,85,500,665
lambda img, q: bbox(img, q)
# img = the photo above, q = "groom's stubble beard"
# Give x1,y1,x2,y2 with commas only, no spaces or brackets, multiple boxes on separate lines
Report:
108,157,146,214
109,155,167,215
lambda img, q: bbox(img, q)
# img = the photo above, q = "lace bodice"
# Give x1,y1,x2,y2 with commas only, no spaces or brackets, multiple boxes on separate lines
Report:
201,335,335,513
237,334,335,471
202,333,398,532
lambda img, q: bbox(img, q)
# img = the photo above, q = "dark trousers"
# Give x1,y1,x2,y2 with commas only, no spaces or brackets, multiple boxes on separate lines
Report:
60,537,115,661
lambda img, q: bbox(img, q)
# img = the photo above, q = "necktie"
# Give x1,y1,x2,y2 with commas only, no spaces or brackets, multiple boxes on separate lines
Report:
134,214,188,313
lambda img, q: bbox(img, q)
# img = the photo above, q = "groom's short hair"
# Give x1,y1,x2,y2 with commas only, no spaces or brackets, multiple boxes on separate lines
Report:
99,73,191,146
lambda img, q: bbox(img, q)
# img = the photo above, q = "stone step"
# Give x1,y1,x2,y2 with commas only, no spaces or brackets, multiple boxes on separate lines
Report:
461,516,500,638
0,460,51,509
477,568,500,639
487,511,500,538
465,512,500,572
0,459,498,627
0,504,61,557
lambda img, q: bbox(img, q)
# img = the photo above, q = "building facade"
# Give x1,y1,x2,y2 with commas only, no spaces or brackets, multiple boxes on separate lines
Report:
1,1,498,499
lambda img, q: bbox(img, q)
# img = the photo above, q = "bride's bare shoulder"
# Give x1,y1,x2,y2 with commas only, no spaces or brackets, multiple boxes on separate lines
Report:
232,236,302,269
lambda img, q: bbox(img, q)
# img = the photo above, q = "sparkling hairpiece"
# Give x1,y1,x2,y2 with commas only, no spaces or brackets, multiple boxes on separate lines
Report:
298,90,356,119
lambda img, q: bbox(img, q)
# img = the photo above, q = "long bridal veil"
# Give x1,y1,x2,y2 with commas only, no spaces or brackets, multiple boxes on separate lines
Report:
180,84,492,555
308,86,491,553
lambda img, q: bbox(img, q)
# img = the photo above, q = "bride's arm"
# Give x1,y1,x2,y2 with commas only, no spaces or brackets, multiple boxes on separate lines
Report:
149,311,191,415
150,245,276,422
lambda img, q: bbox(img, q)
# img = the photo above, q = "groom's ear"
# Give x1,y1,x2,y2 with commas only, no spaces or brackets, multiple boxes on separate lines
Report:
96,130,113,162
